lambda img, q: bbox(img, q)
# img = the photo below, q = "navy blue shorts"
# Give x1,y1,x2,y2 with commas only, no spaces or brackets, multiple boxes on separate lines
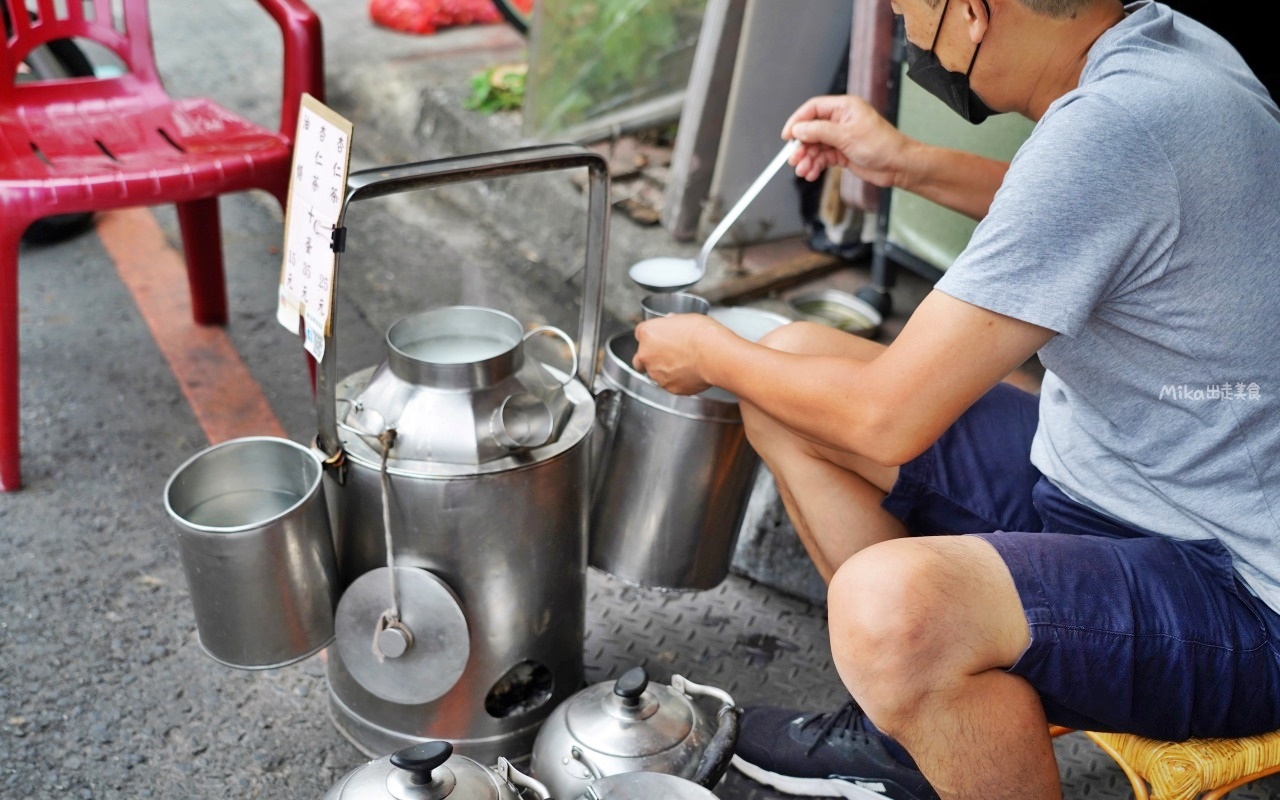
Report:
881,382,1280,740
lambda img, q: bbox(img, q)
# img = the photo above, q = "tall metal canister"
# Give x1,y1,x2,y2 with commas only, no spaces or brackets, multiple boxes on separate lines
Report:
314,147,610,763
589,330,761,592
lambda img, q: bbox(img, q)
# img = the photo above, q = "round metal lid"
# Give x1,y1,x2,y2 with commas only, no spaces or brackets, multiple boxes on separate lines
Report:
581,771,717,800
564,667,696,758
334,567,470,706
327,742,519,800
707,306,791,343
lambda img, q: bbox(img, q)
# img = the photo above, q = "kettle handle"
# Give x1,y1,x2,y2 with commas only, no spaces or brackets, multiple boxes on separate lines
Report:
670,675,740,790
316,145,610,456
495,757,554,800
691,705,741,790
670,674,735,709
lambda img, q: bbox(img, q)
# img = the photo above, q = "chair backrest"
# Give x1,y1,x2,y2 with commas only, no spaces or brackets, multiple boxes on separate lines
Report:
1,0,163,105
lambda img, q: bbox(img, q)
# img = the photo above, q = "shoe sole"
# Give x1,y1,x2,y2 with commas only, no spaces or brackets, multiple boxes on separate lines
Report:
730,755,900,799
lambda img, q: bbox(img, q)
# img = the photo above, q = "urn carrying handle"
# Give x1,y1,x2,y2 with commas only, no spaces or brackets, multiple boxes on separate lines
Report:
317,145,611,456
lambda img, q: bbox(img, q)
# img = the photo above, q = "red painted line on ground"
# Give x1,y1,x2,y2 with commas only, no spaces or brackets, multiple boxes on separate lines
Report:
97,208,287,444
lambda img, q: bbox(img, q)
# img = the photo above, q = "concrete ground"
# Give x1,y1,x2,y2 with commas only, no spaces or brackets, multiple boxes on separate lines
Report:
3,3,1278,799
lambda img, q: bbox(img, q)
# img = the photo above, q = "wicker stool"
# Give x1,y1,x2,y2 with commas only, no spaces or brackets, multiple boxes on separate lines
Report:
1084,730,1280,799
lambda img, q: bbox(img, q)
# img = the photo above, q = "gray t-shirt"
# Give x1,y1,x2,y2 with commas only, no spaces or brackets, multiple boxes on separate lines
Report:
936,1,1280,611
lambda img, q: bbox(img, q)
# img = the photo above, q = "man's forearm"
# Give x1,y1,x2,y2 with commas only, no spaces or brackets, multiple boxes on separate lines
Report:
897,142,1010,221
700,335,894,463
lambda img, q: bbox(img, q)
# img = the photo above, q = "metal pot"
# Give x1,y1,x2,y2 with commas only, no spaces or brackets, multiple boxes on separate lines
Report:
341,306,580,463
590,331,761,591
315,146,610,762
165,436,338,670
569,770,720,800
529,666,739,800
323,741,549,800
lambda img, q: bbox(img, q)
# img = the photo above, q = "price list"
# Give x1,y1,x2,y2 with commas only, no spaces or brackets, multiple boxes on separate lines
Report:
277,93,354,361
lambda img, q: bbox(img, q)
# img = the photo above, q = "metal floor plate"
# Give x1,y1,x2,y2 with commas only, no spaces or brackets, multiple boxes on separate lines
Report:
584,569,1280,800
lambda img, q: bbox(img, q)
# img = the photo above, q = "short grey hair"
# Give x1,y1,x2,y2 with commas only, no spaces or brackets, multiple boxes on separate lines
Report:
923,0,1115,20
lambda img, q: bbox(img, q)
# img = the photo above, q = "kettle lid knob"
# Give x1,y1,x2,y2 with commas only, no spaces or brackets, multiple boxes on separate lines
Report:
612,665,649,706
390,741,453,785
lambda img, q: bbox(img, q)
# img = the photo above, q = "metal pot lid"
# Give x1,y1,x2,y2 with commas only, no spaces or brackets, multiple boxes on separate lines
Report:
564,666,696,758
580,771,718,800
787,290,881,338
707,306,792,343
601,333,742,422
328,742,522,800
335,567,470,706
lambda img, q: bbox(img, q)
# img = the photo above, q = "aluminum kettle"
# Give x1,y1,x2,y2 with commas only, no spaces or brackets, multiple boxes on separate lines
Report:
324,739,721,800
529,666,739,799
323,741,549,800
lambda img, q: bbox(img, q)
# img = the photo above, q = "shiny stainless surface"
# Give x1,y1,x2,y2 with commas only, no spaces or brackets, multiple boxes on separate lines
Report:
315,146,609,760
334,567,471,706
318,145,611,456
530,667,735,800
345,307,578,466
578,771,720,800
324,412,591,760
590,332,761,591
164,437,337,670
788,289,882,338
640,292,710,320
386,306,526,389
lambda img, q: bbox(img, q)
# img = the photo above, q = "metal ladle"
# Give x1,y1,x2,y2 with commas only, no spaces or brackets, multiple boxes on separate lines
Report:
629,139,802,294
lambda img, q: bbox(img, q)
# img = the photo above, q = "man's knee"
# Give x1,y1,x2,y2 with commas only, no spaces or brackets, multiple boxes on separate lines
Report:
829,538,1030,730
828,542,957,725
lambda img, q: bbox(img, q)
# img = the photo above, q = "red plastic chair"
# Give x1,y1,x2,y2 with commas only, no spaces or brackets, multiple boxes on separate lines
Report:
0,0,323,490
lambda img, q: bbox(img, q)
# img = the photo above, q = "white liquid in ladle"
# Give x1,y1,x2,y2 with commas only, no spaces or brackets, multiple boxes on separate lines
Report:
629,139,801,294
628,257,702,292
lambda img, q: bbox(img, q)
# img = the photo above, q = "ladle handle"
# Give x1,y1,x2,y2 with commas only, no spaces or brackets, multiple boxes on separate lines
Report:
317,145,611,456
698,139,801,266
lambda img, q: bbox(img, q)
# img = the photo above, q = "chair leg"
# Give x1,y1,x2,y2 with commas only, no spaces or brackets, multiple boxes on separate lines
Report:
176,197,228,326
1,223,26,491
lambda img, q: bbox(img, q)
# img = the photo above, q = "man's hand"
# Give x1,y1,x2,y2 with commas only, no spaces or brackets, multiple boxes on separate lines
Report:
783,94,1012,220
632,314,735,396
783,95,914,186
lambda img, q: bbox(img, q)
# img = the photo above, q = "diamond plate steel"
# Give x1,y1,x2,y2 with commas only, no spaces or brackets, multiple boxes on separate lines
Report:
585,569,1280,799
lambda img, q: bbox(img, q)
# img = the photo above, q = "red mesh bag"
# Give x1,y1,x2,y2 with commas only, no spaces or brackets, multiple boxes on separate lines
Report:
369,0,502,35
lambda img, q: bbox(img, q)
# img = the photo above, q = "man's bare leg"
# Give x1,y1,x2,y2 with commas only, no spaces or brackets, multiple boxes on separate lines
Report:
829,536,1060,800
744,321,1038,580
742,322,907,581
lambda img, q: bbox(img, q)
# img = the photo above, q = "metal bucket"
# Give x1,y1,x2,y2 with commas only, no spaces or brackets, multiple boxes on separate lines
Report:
164,436,338,669
590,331,760,591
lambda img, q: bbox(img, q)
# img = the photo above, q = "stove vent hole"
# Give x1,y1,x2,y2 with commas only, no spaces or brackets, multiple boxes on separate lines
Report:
485,660,554,719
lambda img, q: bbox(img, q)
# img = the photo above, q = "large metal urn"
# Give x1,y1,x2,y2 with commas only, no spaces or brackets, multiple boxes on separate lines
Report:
315,147,610,762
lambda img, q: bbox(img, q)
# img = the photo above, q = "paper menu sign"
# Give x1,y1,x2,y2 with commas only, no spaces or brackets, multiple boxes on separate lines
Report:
277,93,354,362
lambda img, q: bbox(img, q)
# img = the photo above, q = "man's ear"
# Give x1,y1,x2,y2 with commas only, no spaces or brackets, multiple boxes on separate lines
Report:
965,0,991,44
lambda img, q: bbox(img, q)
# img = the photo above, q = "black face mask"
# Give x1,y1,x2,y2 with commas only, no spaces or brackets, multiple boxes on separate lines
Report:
904,0,998,125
